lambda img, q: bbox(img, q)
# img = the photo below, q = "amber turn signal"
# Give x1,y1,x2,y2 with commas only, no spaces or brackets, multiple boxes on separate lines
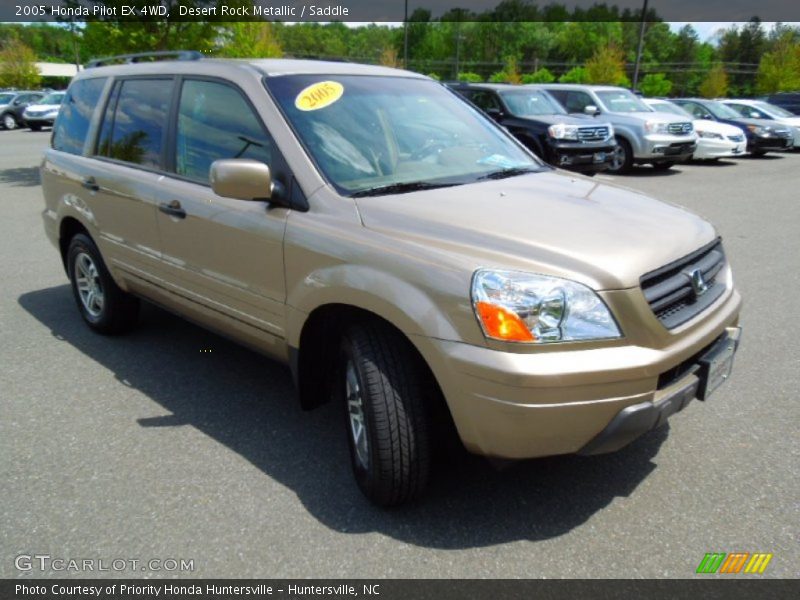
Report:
475,301,535,342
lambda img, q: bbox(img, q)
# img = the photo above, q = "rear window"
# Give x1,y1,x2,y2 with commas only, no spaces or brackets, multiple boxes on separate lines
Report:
52,78,107,155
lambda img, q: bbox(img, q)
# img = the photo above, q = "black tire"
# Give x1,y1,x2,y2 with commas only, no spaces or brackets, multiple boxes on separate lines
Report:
28,123,42,131
340,321,433,506
651,161,676,171
66,233,139,335
2,113,17,130
608,136,633,173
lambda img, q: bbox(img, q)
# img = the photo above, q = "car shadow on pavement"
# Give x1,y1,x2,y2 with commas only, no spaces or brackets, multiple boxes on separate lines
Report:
0,166,41,187
620,166,682,177
688,159,738,167
19,284,668,549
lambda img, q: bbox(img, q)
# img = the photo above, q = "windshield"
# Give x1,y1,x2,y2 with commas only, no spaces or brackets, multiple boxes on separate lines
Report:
649,101,692,119
596,90,652,113
264,75,543,196
706,101,742,120
500,89,566,117
754,101,793,118
38,92,65,105
0,93,14,104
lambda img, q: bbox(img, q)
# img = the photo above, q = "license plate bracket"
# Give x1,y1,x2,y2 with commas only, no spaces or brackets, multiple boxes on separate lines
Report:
697,331,739,400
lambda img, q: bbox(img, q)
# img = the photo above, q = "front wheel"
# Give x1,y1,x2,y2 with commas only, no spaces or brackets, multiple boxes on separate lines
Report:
2,113,17,130
340,321,433,506
607,137,633,173
67,233,140,334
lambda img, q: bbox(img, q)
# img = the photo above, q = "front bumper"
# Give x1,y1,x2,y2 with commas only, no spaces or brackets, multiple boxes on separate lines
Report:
24,116,56,126
422,285,741,459
694,137,746,160
637,134,697,162
749,135,793,152
548,140,617,173
579,327,740,454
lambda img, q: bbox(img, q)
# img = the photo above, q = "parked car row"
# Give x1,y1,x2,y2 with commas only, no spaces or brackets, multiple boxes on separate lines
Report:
446,82,796,174
0,89,65,130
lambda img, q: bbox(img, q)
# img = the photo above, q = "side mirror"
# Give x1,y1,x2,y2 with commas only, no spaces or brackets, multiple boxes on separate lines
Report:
584,105,599,116
210,159,274,202
13,100,21,106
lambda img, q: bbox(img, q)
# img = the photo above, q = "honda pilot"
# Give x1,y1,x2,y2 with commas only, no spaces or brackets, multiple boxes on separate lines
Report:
41,53,742,506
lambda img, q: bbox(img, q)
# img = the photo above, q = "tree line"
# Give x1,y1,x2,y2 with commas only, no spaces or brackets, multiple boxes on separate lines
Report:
1,0,798,97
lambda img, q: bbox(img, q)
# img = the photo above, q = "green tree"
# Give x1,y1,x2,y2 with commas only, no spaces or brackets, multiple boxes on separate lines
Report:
0,38,41,89
521,67,555,83
488,55,521,84
217,22,282,58
558,66,589,83
699,64,729,98
638,73,673,96
457,72,483,82
756,33,800,93
585,43,628,85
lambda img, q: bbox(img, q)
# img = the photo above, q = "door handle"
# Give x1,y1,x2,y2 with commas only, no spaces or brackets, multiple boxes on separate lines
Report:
81,176,99,192
158,200,186,219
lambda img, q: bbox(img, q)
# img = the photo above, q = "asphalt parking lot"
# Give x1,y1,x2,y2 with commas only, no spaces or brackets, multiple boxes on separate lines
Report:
1,128,798,579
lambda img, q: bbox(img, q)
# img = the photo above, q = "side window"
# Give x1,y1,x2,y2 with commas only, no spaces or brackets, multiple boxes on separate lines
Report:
547,89,568,108
682,102,711,119
726,103,747,116
470,91,502,112
100,78,172,168
175,79,273,183
52,77,107,155
565,91,593,113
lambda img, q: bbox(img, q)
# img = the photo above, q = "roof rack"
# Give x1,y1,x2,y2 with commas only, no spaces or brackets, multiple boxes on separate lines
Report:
86,50,203,69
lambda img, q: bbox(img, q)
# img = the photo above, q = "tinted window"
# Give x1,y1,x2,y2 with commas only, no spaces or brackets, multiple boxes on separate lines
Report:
678,102,711,119
105,79,172,168
595,90,651,113
468,91,502,112
175,79,272,182
500,90,565,116
564,91,595,113
52,77,107,155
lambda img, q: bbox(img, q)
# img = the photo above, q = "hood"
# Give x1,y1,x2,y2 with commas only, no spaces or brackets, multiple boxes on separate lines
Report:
355,172,716,290
694,119,745,136
24,103,61,113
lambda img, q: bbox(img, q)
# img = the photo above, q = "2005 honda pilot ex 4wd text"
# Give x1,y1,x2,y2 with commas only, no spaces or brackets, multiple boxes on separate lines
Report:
41,53,742,506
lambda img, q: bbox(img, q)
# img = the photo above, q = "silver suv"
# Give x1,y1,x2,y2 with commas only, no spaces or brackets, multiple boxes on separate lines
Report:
540,84,697,173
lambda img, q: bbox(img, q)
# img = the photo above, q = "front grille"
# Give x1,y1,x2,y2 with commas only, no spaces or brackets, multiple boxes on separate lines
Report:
577,126,609,141
640,239,727,330
727,134,745,142
668,122,693,135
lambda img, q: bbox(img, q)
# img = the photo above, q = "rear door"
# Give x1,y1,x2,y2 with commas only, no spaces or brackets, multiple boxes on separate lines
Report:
87,76,174,281
152,77,289,341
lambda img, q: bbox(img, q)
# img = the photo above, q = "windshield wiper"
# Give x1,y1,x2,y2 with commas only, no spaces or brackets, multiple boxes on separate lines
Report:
477,167,540,180
350,180,459,198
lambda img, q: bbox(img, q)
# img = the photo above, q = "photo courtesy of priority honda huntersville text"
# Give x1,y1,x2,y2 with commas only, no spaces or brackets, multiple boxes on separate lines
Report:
41,52,742,506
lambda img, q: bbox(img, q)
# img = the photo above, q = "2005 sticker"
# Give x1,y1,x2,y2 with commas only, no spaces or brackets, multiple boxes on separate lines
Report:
295,81,344,111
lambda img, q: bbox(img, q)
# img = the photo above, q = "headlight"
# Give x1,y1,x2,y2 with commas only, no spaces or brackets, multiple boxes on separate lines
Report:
471,269,622,343
547,123,580,140
606,123,614,138
644,121,669,134
747,124,770,136
698,131,723,139
45,109,59,116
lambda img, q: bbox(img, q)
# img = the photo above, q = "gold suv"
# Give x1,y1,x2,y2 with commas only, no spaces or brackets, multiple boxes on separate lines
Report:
41,52,742,506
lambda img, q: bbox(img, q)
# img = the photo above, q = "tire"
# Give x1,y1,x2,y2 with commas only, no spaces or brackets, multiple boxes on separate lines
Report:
28,123,42,131
67,233,139,335
340,321,433,506
651,161,675,171
608,136,633,173
2,113,17,130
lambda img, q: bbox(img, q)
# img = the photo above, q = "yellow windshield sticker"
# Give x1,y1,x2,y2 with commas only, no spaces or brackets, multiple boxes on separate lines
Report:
295,81,344,111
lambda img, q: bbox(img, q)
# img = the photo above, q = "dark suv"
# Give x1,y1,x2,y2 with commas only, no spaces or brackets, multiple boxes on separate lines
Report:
762,92,800,116
447,83,617,173
0,90,44,130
